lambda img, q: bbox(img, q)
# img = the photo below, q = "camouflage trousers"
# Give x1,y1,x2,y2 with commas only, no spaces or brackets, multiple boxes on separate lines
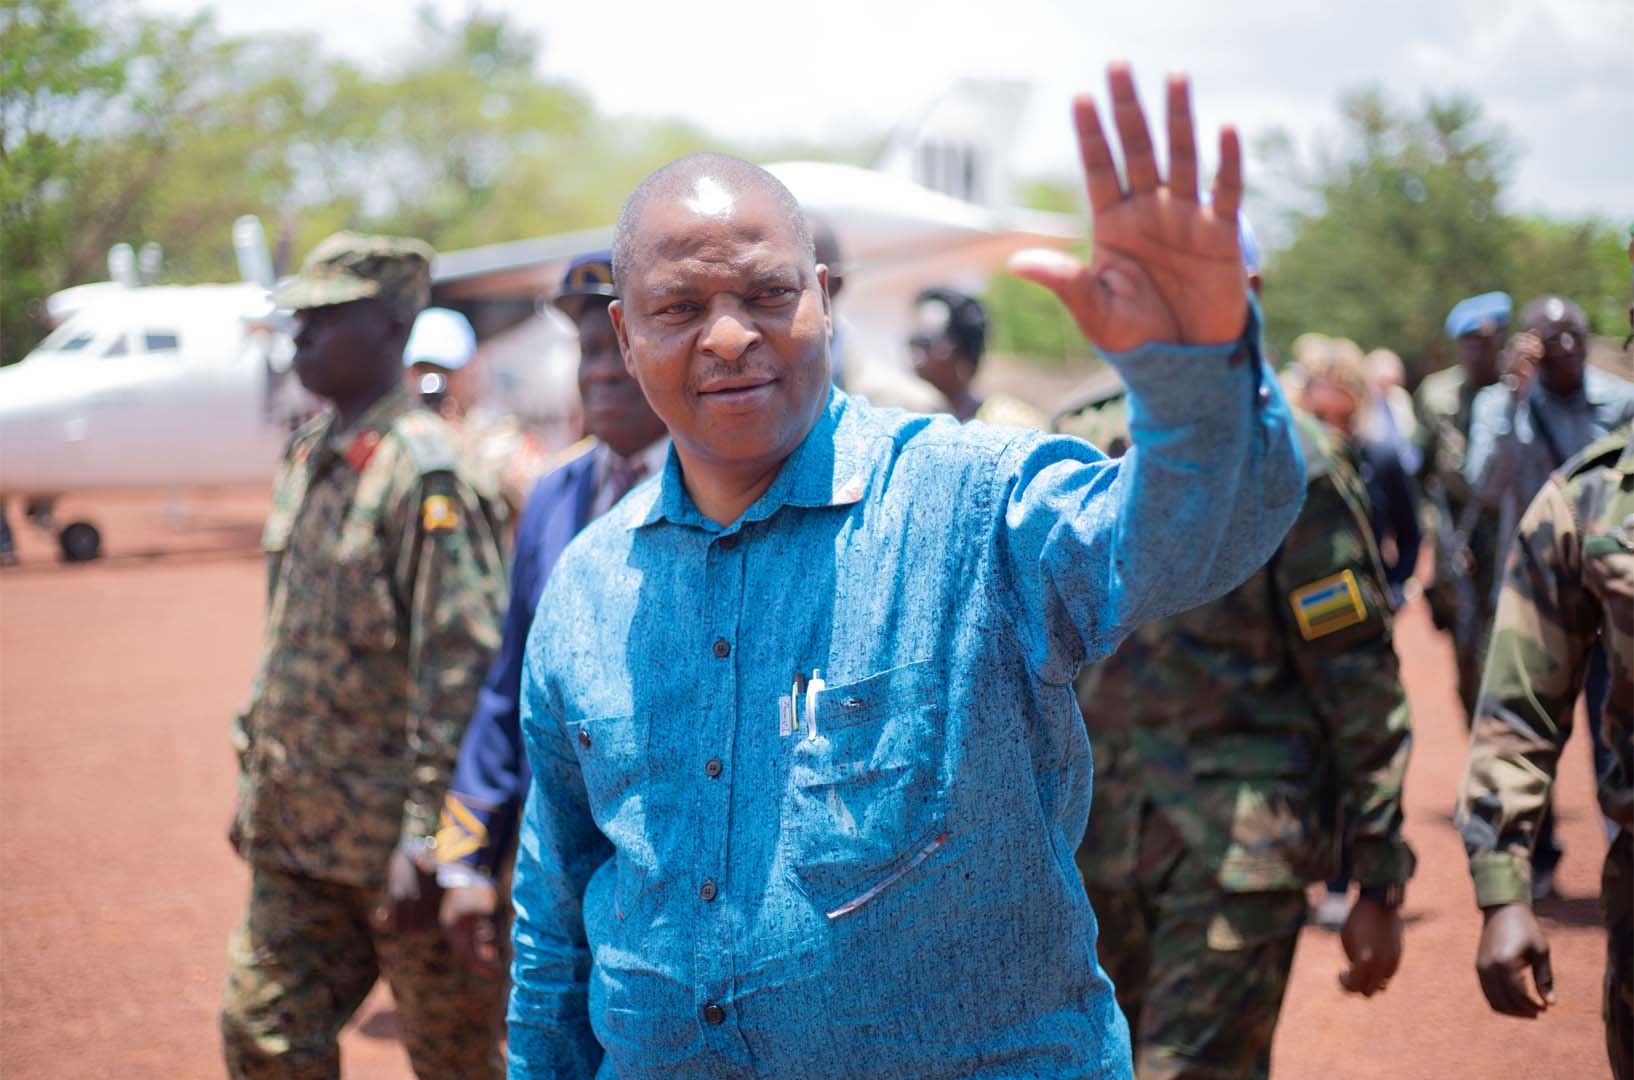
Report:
221,863,504,1079
1081,813,1306,1080
1604,830,1632,1080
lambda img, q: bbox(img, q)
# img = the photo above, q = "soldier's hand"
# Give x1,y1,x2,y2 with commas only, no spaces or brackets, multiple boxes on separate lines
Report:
1476,903,1556,1018
1338,897,1403,997
379,847,442,934
1010,64,1247,354
440,882,504,979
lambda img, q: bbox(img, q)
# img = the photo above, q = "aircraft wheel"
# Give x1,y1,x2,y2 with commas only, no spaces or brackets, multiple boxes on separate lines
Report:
58,521,102,563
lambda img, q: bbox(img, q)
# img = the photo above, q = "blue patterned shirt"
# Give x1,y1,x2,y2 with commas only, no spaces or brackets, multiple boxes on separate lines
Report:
510,326,1305,1079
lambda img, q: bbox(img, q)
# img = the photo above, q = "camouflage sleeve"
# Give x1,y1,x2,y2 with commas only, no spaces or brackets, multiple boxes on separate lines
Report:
389,459,506,847
1456,479,1596,907
1275,454,1416,887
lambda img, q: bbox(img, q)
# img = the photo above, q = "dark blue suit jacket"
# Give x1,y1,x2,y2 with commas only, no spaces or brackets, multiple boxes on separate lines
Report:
441,441,599,878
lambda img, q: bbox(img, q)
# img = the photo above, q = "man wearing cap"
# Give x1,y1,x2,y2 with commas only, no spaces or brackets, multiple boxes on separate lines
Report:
1415,291,1509,719
221,232,507,1077
507,65,1306,1078
436,251,668,984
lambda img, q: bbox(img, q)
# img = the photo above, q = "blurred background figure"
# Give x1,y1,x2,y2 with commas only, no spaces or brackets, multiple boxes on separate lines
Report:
1415,290,1510,721
1365,348,1421,476
406,305,550,540
1296,333,1421,606
436,251,668,995
1466,293,1634,897
909,287,1044,427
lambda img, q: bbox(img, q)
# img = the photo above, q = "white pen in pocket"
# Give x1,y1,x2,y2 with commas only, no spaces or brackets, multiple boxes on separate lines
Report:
805,669,825,740
778,694,793,738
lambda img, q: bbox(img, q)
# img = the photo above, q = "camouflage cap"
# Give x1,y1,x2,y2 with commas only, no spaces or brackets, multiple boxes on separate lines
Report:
273,231,434,314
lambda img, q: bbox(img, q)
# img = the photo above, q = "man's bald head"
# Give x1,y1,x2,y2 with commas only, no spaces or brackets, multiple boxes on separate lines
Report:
611,153,813,296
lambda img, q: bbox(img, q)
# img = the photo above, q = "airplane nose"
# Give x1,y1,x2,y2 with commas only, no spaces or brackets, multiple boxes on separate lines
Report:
0,363,85,496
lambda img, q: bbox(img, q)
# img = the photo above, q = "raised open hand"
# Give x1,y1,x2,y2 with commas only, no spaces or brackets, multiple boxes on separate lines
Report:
1010,63,1247,353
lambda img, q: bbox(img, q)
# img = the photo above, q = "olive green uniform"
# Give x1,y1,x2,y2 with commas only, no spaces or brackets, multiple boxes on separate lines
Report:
222,385,507,1078
1414,365,1501,718
1065,401,1416,1079
1455,426,1633,1080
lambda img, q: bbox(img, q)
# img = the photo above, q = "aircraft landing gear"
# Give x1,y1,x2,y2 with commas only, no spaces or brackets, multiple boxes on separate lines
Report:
58,521,102,563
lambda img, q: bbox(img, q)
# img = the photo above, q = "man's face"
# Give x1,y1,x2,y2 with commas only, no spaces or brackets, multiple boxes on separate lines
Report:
292,299,396,403
610,185,831,479
1303,377,1359,437
575,300,666,458
1532,324,1587,396
1456,331,1501,386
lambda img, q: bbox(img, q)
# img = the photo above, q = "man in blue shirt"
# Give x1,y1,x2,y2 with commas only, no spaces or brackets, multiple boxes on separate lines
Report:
510,64,1306,1078
436,252,668,978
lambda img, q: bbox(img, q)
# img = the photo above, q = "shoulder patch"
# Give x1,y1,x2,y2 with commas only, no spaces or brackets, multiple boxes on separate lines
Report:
1289,570,1368,640
391,410,459,474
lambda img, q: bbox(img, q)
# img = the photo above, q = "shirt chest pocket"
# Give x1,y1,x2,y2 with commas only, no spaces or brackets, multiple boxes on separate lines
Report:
783,660,950,919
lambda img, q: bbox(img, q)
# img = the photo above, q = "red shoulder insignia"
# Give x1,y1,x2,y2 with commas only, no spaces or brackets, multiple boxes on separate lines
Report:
346,430,383,471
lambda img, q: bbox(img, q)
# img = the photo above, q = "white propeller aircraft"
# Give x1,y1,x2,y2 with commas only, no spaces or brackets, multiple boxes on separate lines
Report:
0,80,1080,562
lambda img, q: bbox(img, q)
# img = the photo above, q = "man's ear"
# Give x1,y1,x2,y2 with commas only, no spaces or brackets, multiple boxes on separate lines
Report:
816,265,833,339
609,300,636,377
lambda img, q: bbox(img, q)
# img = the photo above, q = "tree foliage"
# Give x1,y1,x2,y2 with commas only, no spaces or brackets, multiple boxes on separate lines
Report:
1261,89,1627,379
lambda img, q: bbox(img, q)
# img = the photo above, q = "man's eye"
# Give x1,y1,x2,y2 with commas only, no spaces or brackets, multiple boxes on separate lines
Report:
758,287,794,302
658,302,697,317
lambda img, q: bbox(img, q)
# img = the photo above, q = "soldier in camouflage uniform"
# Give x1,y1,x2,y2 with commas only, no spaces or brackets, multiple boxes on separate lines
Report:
1415,292,1509,719
1455,425,1633,1080
1061,395,1416,1079
221,233,507,1078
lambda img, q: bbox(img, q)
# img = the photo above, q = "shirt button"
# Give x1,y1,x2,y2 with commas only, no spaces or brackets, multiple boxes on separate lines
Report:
704,757,723,779
1257,381,1271,406
711,637,730,659
703,1003,725,1025
699,878,718,902
577,729,591,749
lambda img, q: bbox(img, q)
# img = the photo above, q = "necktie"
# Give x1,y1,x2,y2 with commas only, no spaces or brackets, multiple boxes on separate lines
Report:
604,456,648,507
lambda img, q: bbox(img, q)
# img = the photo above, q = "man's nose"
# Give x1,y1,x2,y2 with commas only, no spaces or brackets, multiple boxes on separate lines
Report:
698,305,759,362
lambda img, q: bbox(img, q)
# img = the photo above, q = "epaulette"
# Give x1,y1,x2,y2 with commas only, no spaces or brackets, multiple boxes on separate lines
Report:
390,409,459,474
541,435,598,474
284,413,328,464
1290,409,1336,482
1561,424,1633,479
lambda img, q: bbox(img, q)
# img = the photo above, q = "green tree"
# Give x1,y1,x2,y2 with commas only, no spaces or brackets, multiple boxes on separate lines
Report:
1261,89,1627,378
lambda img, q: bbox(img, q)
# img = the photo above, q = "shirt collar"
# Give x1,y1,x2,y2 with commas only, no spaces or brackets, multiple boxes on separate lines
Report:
626,386,875,532
318,384,417,467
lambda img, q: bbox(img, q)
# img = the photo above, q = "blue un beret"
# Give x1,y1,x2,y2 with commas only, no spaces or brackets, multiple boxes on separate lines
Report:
1444,291,1512,339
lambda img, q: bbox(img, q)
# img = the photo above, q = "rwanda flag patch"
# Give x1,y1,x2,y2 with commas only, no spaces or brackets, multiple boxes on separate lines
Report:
1289,570,1368,640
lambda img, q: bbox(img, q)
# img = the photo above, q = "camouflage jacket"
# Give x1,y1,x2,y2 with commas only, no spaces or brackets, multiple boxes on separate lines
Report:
233,385,505,888
1414,366,1485,510
1069,403,1416,892
1457,425,1634,908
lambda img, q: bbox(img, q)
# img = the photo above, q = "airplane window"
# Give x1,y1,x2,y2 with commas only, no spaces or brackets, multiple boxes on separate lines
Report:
103,335,130,358
55,333,96,352
144,330,181,352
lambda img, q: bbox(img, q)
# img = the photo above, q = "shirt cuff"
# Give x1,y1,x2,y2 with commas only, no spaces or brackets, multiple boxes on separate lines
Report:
1470,851,1532,908
436,862,495,890
1100,301,1263,428
1351,835,1417,889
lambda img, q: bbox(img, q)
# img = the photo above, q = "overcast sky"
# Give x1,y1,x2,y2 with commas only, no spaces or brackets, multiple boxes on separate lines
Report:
142,0,1632,228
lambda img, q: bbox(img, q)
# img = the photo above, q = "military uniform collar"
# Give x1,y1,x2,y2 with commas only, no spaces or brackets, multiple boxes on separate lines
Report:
317,385,417,470
627,386,874,532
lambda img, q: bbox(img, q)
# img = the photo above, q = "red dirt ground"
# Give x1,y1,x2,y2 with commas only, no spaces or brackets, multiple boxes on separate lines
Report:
0,490,1615,1078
